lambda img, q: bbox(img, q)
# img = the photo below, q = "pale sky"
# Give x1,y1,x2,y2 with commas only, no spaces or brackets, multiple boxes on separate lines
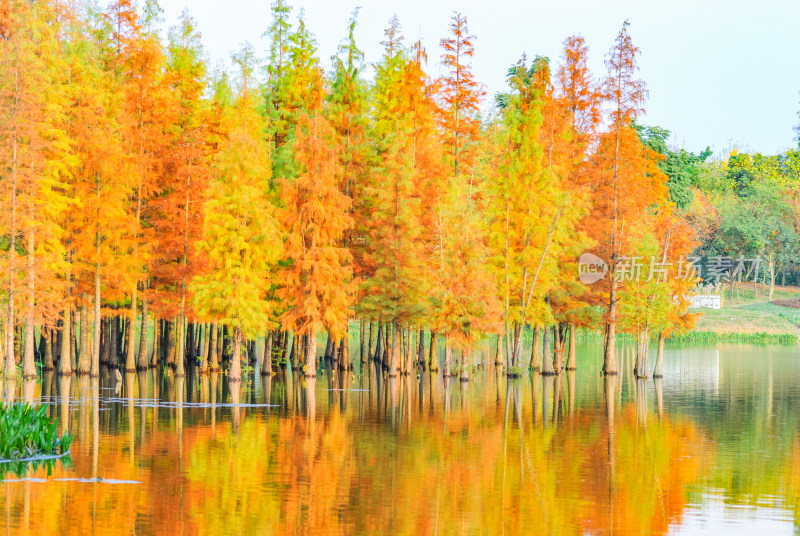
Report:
149,0,799,156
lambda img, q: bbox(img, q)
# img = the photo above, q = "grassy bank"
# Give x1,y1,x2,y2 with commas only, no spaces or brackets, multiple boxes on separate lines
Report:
690,282,800,342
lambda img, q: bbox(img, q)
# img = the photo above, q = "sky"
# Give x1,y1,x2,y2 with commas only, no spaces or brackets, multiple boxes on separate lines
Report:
149,0,800,156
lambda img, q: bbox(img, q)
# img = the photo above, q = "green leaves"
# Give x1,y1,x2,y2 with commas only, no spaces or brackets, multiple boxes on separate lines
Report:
0,402,73,462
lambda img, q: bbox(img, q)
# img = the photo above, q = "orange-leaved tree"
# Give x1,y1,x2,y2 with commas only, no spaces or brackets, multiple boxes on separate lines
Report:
192,62,282,382
278,112,353,378
588,20,668,375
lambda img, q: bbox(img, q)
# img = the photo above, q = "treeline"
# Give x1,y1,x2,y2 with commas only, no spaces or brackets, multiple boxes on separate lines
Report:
0,0,759,382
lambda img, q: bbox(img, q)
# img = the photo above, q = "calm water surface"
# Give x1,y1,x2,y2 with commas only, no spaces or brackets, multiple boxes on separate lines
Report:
2,340,800,535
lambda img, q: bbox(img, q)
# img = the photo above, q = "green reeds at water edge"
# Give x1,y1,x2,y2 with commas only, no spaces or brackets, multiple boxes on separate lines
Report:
667,331,799,344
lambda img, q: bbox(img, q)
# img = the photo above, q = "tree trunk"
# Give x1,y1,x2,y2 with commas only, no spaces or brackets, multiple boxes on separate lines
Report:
769,256,776,301
279,330,288,367
530,326,541,372
566,323,577,370
101,317,111,366
387,322,398,377
653,331,666,378
22,229,36,379
290,333,299,370
417,329,426,372
151,316,160,368
541,324,555,375
175,316,185,377
137,298,148,370
60,307,72,376
428,331,439,372
42,327,54,371
5,137,18,379
165,319,176,369
199,323,209,372
339,334,350,371
78,295,91,375
444,336,452,377
209,321,219,371
109,314,118,368
305,327,317,378
229,326,243,382
634,329,649,379
495,331,505,369
553,324,566,373
367,321,376,361
460,348,469,382
71,311,79,370
359,320,366,364
261,332,273,376
603,284,619,375
373,324,382,362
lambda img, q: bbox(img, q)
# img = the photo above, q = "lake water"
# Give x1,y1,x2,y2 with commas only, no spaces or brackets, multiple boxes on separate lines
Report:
2,339,800,535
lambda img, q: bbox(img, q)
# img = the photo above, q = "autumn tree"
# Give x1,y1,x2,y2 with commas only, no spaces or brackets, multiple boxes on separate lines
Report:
429,14,502,379
150,10,209,377
278,113,353,378
0,0,73,379
588,20,668,375
192,61,282,383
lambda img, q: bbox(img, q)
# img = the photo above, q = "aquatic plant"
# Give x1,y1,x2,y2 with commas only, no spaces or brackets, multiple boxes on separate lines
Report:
668,331,798,344
0,403,72,461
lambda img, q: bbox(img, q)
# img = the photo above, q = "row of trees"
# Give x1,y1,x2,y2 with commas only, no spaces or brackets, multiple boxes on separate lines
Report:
0,0,700,382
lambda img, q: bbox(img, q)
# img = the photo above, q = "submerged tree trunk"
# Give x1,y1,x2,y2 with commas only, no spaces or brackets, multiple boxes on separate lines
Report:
209,321,219,371
428,331,439,372
42,328,54,371
495,331,505,369
553,324,566,373
5,136,18,379
603,284,619,375
290,333,299,370
138,298,148,370
59,307,72,376
229,326,243,382
305,327,316,378
71,312,79,371
444,336,452,377
530,326,541,372
90,271,99,377
372,323,381,362
77,295,91,375
541,325,555,375
460,348,469,382
165,319,176,370
634,329,649,379
339,334,350,371
175,316,185,377
417,329,425,371
151,316,160,368
359,320,366,364
653,331,666,378
388,322,398,377
566,323,577,370
199,323,210,372
261,332,273,376
22,229,36,379
367,321,376,361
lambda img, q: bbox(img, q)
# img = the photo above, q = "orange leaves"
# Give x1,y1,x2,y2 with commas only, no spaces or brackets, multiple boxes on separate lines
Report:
603,20,647,127
439,12,485,175
279,113,353,340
